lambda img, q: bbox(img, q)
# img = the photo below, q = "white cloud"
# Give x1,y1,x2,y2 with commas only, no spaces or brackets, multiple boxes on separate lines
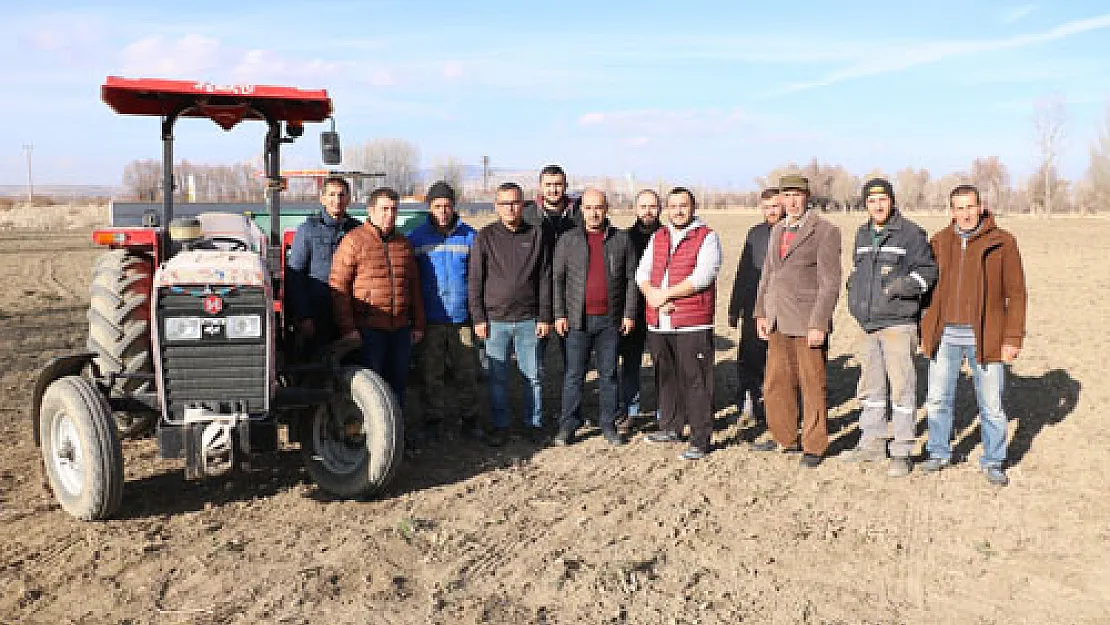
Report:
1002,5,1037,24
763,12,1110,97
120,34,222,77
442,61,465,80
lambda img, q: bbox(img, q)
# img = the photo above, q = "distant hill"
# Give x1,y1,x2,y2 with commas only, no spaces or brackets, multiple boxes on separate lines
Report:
0,184,122,198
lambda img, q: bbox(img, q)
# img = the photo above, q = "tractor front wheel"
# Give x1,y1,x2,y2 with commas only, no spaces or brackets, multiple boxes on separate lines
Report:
39,376,124,520
301,368,403,498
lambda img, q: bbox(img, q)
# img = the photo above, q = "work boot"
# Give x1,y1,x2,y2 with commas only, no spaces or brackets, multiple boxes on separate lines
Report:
887,456,912,478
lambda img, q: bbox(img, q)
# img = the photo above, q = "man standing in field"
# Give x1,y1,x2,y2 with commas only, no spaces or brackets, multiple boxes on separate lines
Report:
407,181,482,442
638,187,722,460
617,189,662,429
842,178,937,477
920,184,1027,487
330,187,425,408
286,176,361,353
552,189,639,446
752,175,841,468
727,187,784,431
470,182,552,447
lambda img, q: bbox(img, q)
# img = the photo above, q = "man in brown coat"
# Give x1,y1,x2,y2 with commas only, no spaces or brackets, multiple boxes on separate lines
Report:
920,184,1027,487
752,175,841,468
330,187,425,410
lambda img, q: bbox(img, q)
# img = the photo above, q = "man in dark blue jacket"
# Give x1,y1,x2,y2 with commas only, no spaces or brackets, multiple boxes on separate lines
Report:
407,181,482,441
286,176,361,353
842,178,937,477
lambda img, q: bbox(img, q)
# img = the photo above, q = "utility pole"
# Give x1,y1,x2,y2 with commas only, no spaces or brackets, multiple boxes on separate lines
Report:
22,144,34,203
482,155,490,194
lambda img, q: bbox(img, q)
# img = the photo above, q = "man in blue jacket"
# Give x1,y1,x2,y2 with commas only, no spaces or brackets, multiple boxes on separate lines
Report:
408,181,482,442
286,176,361,354
843,178,937,477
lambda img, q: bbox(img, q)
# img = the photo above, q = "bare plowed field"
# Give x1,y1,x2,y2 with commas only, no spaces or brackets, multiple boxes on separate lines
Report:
1,212,1106,624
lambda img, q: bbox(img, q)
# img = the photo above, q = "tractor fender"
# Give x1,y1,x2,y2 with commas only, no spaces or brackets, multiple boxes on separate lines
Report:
32,353,97,446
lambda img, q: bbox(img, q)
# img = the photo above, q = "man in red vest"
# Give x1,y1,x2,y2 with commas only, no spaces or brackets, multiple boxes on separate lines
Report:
636,187,723,460
752,175,841,468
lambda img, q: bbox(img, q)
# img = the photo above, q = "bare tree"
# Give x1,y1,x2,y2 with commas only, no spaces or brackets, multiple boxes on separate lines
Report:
428,155,466,198
122,159,161,200
970,156,1011,215
1033,96,1067,217
1079,105,1110,216
345,138,421,198
1027,164,1069,215
894,168,930,212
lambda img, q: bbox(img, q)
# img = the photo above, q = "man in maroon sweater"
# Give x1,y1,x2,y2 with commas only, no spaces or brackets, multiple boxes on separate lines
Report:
552,189,639,446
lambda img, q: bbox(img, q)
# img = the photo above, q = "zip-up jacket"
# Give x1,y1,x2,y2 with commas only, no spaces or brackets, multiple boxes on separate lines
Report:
920,213,1026,364
523,198,581,253
728,220,772,325
469,220,552,324
406,213,477,324
329,224,425,334
846,210,938,331
286,210,361,322
553,221,640,330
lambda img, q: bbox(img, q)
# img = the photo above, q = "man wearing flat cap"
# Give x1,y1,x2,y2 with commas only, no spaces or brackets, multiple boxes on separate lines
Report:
843,178,936,477
752,175,841,468
407,181,482,445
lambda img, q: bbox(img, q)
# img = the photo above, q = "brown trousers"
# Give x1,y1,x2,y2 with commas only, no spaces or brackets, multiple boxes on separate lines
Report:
764,331,829,455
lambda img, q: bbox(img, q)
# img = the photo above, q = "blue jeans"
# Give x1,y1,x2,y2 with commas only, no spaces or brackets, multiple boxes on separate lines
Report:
358,327,412,408
561,316,620,432
485,319,543,430
618,325,646,417
925,338,1008,468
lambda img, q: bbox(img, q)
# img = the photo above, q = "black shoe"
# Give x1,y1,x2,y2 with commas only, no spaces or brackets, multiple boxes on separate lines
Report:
782,443,803,454
800,453,823,468
645,430,680,443
602,429,625,446
554,428,573,446
487,428,507,447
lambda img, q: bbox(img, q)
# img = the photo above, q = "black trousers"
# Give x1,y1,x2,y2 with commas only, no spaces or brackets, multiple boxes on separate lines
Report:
736,315,768,408
649,329,715,452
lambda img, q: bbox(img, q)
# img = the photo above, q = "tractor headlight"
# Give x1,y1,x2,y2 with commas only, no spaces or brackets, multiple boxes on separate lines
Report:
226,315,262,339
164,317,202,340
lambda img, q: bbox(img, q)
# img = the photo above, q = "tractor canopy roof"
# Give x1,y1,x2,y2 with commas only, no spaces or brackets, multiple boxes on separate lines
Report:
101,76,333,130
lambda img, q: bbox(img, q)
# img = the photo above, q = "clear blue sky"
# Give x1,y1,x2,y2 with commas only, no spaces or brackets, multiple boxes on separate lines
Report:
2,0,1108,188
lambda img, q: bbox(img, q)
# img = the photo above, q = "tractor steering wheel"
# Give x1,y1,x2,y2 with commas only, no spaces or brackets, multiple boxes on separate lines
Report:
205,237,251,252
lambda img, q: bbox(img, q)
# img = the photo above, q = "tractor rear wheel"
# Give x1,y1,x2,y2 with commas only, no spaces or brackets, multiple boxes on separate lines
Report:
39,375,124,520
87,249,154,437
302,368,403,498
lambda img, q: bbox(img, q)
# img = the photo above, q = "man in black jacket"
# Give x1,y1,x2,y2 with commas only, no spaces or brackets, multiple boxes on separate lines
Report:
470,182,553,446
552,189,639,446
617,189,662,428
842,178,937,477
727,188,783,430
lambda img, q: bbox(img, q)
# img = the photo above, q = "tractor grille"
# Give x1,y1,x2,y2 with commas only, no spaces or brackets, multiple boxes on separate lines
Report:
157,287,268,420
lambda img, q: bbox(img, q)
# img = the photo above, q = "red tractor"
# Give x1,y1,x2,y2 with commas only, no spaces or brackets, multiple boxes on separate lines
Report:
31,77,404,520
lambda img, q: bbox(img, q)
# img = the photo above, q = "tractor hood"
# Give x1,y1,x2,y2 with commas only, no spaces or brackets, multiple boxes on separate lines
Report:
156,251,268,288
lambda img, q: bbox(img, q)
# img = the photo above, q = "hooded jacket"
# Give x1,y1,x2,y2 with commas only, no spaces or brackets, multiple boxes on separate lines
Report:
920,213,1026,364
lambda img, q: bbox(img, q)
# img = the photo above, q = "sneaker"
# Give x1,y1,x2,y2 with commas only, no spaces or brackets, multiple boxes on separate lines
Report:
920,457,950,474
645,430,680,443
887,456,912,478
602,429,625,446
840,444,886,463
679,446,707,460
553,428,573,446
799,453,822,468
750,439,779,452
487,428,507,448
983,466,1009,487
